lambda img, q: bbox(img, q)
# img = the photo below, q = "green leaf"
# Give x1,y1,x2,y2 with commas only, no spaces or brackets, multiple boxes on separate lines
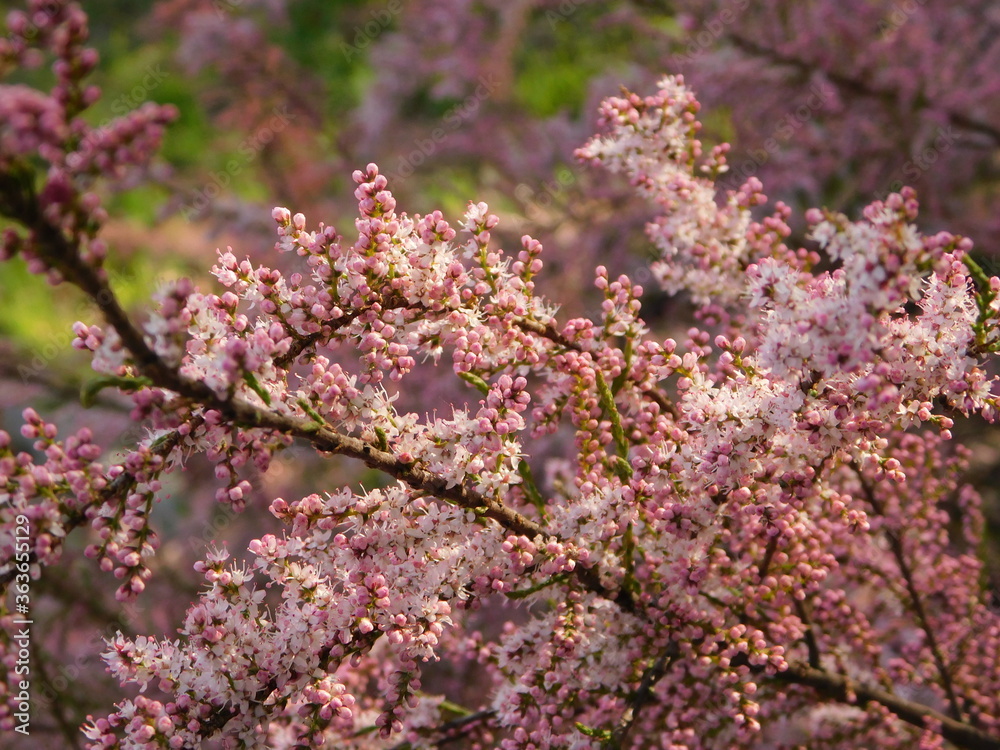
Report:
80,375,153,408
296,398,326,429
243,371,271,405
610,337,632,395
458,370,490,394
612,455,633,481
506,573,569,600
517,459,546,512
595,369,629,459
964,253,996,294
438,699,473,717
574,722,612,740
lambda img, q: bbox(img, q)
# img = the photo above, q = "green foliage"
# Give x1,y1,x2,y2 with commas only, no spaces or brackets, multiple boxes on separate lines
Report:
276,0,386,120
515,5,641,118
0,258,78,344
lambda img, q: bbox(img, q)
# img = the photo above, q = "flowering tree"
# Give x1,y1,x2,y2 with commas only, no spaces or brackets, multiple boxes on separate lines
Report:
95,1,1000,318
338,0,1000,261
666,0,1000,241
2,2,1000,749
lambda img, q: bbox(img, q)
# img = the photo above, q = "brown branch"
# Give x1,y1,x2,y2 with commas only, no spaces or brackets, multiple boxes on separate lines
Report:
854,470,965,722
8,163,999,750
757,535,778,582
16,198,637,616
607,642,678,749
793,598,821,669
726,33,1000,147
775,662,1000,750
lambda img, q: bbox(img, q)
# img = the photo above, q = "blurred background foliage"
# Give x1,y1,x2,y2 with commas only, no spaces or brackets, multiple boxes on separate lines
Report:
6,0,998,370
3,0,610,361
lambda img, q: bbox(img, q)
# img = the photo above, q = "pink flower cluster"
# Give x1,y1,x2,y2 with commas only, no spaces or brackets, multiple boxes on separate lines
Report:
1,4,999,748
72,80,1000,745
0,0,176,276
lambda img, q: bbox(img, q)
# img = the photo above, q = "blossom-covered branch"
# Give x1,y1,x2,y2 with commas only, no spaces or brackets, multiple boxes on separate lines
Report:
2,3,1000,748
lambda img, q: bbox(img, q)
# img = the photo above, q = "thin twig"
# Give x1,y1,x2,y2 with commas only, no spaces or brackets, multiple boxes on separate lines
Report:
854,468,965,722
775,662,999,750
793,598,821,669
726,33,1000,147
606,643,678,749
388,709,496,749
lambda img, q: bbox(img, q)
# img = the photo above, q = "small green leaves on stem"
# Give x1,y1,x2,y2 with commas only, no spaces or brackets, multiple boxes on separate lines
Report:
516,459,546,513
458,370,490,394
506,572,570,600
610,338,633,396
963,254,1000,353
242,371,271,405
296,398,326,431
595,368,629,461
575,722,613,741
80,374,153,408
611,455,633,481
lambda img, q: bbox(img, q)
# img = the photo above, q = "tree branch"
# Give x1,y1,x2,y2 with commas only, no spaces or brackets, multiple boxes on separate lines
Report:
775,662,1000,750
793,598,821,670
606,643,678,749
8,162,999,750
854,469,965,722
16,197,637,616
726,33,1000,147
